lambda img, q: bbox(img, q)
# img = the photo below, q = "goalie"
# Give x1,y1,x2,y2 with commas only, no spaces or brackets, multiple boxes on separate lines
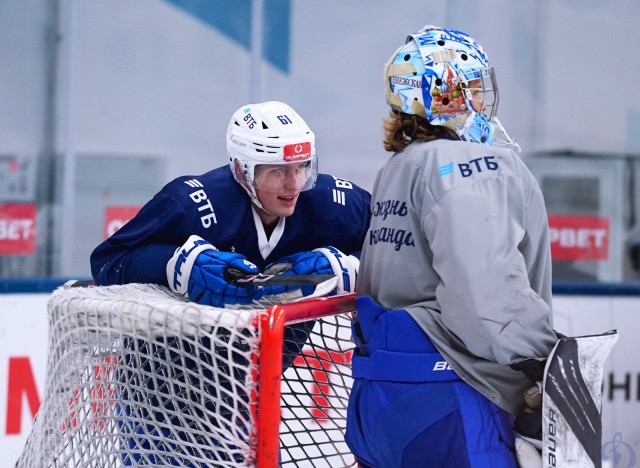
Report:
346,25,560,467
89,100,370,465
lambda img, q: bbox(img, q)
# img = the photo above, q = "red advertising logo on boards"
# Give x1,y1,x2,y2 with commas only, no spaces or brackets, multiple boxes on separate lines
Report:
0,203,36,255
104,206,141,239
548,214,609,261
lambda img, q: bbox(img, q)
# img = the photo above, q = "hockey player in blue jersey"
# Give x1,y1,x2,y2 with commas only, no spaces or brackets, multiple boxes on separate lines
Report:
346,26,558,467
90,100,370,465
91,100,368,304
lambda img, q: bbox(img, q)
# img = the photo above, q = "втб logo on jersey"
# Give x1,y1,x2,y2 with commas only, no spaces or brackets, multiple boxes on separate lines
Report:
439,156,499,178
439,162,454,176
184,179,217,228
331,176,353,206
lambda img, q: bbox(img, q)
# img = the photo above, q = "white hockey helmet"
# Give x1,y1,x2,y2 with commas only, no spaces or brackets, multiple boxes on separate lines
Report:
227,101,318,208
384,25,518,149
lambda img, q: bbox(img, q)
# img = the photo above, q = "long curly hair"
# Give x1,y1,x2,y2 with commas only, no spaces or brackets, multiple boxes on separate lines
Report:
383,111,459,152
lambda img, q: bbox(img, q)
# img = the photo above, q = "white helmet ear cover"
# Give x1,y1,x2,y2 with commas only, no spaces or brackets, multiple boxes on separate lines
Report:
313,246,360,293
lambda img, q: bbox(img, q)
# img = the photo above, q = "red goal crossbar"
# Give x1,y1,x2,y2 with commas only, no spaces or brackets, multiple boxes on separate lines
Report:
255,293,356,467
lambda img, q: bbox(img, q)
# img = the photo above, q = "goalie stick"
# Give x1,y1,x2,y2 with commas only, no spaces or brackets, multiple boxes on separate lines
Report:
542,330,618,468
224,268,335,287
66,272,336,289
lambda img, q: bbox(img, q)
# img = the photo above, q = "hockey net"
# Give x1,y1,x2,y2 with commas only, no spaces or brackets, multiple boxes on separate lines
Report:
16,282,357,467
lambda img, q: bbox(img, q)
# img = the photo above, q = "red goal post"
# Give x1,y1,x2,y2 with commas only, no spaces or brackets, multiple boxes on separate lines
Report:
16,282,357,467
256,294,357,466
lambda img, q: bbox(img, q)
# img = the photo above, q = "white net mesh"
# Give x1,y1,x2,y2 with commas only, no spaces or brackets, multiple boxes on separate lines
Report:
279,314,355,467
16,282,356,468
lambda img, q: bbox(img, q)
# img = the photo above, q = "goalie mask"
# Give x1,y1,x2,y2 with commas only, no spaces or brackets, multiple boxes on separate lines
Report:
384,25,518,149
227,101,318,210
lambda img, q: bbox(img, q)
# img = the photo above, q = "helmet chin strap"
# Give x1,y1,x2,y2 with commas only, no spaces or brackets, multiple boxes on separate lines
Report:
492,117,521,153
253,200,277,219
457,112,479,141
449,111,521,153
245,186,278,219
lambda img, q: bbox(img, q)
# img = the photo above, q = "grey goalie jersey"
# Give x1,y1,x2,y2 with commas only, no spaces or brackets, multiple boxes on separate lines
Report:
357,138,558,414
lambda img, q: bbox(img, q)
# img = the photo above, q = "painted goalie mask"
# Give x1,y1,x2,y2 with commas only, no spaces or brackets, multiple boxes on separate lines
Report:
384,25,518,149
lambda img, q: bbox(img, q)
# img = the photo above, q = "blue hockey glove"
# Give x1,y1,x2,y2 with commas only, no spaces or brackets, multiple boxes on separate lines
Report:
262,246,359,297
166,235,262,307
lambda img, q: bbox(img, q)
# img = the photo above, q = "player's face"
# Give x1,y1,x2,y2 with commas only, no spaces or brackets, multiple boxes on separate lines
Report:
253,161,310,219
461,73,497,120
465,78,487,113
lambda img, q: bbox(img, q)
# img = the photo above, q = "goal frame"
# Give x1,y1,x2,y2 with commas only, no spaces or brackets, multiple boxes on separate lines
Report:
17,283,357,468
256,293,356,466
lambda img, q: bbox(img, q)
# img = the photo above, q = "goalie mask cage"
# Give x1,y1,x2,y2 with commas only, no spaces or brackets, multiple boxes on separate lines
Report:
16,283,357,467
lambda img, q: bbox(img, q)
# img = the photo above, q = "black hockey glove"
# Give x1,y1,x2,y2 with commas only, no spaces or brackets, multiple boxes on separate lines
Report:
511,359,545,414
514,411,542,441
510,358,546,383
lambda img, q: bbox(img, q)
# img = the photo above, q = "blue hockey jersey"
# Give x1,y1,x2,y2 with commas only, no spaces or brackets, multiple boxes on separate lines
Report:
91,166,371,286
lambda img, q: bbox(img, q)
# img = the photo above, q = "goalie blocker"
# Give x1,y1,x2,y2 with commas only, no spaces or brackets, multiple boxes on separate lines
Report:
542,330,618,468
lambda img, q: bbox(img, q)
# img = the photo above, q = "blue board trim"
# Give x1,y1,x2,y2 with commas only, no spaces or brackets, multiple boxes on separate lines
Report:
0,278,88,294
552,281,640,296
2,279,640,296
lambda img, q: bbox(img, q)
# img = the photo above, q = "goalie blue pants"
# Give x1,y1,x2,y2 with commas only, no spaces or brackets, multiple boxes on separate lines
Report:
345,296,518,468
